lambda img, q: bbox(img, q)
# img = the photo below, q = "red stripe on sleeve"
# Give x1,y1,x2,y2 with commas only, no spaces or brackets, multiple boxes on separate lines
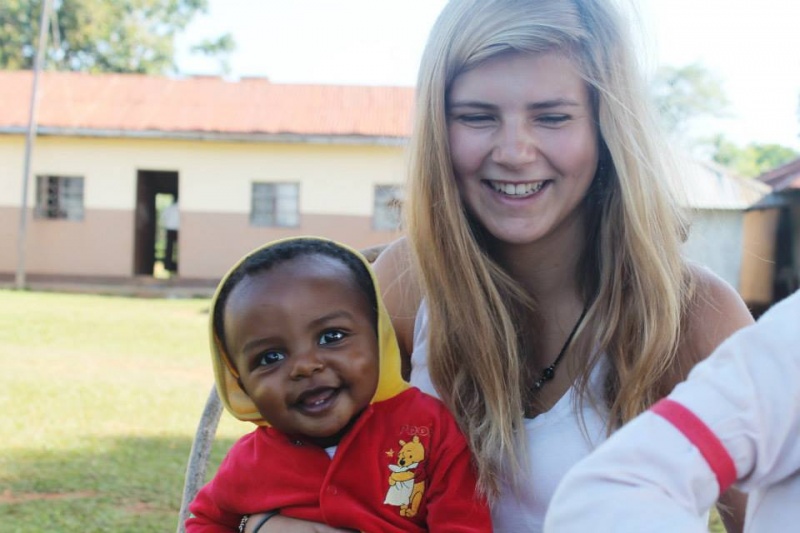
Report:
651,398,737,493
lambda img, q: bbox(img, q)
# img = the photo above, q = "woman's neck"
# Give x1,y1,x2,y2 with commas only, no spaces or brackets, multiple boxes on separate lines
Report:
490,209,587,306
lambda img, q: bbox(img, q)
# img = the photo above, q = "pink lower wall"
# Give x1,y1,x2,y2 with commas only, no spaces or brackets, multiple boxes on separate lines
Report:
180,212,401,279
0,207,134,276
0,206,400,281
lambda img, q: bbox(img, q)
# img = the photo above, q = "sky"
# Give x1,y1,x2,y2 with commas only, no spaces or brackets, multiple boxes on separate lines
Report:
175,0,800,151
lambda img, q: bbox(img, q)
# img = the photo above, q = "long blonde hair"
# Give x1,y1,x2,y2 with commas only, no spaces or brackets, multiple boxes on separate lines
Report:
406,0,694,498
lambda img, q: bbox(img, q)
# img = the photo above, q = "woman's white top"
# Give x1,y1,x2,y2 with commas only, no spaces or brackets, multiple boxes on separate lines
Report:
410,301,609,532
545,290,800,533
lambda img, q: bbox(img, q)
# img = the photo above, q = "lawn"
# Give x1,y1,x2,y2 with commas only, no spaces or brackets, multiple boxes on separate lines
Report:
0,289,727,532
0,289,250,532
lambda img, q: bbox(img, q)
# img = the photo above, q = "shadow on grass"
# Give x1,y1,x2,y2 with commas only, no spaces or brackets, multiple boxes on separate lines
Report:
0,434,238,533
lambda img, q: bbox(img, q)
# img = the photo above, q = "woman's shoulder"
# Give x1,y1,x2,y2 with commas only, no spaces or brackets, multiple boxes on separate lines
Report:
679,263,755,368
373,237,423,364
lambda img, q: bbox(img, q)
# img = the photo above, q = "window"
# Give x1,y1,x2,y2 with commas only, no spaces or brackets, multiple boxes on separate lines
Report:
251,182,299,227
373,185,403,230
34,175,84,220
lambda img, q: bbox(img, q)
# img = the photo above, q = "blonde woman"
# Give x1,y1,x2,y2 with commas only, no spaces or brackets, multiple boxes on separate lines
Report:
250,0,753,531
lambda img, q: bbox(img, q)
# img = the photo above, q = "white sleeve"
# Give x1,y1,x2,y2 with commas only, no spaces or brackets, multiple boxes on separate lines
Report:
544,290,800,533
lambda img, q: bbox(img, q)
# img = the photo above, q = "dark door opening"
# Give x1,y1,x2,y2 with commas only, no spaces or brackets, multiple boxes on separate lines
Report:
134,170,179,276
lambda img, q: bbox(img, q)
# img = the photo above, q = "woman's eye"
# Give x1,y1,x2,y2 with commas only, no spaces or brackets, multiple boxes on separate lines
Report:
537,114,570,125
452,113,495,126
319,330,346,345
256,351,285,367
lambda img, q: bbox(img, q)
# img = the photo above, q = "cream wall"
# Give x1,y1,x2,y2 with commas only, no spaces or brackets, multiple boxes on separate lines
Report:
0,134,407,279
187,142,407,215
1,136,407,212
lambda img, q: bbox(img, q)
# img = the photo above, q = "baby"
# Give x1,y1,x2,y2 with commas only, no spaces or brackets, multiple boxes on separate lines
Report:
187,237,491,532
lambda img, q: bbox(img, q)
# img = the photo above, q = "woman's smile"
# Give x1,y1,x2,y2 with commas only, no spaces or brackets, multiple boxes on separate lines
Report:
484,179,550,198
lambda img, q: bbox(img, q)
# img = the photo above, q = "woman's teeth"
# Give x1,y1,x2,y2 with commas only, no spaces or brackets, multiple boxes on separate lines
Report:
488,181,545,197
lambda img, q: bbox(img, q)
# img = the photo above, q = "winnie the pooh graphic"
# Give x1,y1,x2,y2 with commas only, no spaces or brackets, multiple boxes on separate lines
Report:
384,435,427,517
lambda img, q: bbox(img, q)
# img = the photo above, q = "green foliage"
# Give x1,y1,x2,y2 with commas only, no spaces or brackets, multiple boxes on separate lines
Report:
0,0,234,74
711,135,799,178
190,32,235,74
651,63,730,136
0,289,249,532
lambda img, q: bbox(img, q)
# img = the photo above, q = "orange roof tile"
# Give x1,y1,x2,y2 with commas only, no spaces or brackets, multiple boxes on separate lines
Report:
0,70,415,139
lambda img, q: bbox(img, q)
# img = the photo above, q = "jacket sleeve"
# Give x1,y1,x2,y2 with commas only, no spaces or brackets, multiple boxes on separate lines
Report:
186,433,263,533
423,409,493,532
186,478,242,532
544,290,800,533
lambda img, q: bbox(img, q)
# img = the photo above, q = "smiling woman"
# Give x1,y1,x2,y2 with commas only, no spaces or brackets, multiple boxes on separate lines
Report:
373,0,753,530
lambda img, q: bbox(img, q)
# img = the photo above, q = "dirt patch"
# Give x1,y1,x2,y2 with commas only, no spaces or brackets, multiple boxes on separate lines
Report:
0,491,164,516
0,489,98,504
122,501,163,514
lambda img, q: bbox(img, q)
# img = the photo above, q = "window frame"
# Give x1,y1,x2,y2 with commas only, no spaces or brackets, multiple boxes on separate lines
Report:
34,175,85,221
250,181,300,228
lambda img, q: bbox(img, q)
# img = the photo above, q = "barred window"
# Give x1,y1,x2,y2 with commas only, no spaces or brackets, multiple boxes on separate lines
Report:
373,185,403,231
251,182,299,227
34,175,84,220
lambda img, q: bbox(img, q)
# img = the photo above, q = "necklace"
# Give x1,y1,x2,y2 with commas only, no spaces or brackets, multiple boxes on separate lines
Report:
530,306,589,393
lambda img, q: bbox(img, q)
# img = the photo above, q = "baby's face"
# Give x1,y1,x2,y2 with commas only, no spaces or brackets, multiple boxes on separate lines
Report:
225,254,379,447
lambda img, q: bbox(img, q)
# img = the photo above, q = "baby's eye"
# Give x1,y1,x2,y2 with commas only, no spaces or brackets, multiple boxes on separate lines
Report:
319,330,346,345
256,351,285,367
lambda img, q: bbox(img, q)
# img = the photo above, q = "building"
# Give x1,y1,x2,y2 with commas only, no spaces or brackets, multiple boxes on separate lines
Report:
1,70,774,301
750,157,800,307
0,71,413,284
679,158,771,307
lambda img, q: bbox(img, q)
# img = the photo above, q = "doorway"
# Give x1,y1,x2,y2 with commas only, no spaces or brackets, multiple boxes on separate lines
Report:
134,170,179,276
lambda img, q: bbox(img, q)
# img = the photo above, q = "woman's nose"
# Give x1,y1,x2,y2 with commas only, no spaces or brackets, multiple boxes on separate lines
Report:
492,119,537,167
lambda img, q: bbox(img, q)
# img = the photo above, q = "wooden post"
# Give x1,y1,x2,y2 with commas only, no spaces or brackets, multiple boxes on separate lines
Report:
16,0,53,289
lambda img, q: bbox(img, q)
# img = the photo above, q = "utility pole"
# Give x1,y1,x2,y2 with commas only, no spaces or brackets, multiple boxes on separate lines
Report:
15,0,53,290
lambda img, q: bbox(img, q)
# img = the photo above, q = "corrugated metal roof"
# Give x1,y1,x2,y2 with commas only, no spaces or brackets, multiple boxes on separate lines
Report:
757,157,800,191
0,70,414,139
680,159,771,210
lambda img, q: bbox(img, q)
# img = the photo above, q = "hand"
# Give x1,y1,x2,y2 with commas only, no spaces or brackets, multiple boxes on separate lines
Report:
245,513,354,533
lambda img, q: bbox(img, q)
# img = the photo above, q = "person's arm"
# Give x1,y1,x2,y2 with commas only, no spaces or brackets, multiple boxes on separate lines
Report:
677,265,754,533
544,291,800,533
186,450,254,532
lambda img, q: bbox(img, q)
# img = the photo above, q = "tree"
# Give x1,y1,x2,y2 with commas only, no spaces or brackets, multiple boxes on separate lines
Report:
651,63,729,138
711,135,798,178
0,0,234,74
190,33,235,75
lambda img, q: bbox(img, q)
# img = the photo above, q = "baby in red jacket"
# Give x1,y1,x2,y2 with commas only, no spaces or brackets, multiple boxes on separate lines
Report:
187,237,491,533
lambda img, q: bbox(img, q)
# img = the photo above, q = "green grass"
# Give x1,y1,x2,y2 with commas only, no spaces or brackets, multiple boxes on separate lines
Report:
0,289,728,532
0,290,250,532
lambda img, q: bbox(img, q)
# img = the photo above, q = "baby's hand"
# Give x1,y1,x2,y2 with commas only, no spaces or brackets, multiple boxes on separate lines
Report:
247,514,354,533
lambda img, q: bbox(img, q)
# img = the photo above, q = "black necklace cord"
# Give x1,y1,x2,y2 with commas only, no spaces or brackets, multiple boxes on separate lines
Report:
530,305,589,393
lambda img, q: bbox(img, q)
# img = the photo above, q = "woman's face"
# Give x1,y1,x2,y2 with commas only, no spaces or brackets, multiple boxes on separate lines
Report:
447,51,599,248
